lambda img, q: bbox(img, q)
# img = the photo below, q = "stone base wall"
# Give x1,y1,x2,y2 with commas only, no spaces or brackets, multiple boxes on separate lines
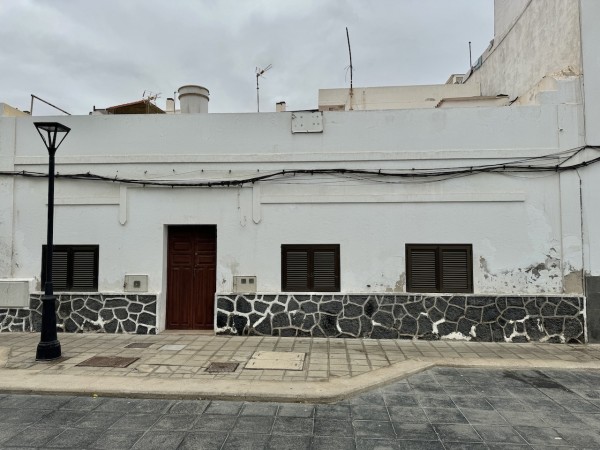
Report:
0,293,157,334
216,294,586,343
0,308,31,332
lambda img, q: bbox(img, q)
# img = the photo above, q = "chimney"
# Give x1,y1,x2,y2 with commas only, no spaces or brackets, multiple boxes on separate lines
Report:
166,97,175,113
178,85,210,113
276,101,287,112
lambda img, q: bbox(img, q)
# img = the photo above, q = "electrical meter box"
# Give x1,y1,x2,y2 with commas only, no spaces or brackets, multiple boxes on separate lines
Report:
233,276,257,293
124,275,148,292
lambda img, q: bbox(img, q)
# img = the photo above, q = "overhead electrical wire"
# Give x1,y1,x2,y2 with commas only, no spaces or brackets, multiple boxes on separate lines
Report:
1,146,599,188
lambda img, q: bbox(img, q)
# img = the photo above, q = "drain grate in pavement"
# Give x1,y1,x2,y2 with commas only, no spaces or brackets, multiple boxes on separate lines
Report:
125,343,153,349
206,362,239,373
77,356,139,368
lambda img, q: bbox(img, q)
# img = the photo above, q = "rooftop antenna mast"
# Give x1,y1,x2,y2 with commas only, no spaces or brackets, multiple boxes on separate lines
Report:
346,27,354,110
469,41,473,69
256,64,272,112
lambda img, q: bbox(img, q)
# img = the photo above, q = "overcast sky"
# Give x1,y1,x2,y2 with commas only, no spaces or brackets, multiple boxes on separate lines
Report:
0,0,494,115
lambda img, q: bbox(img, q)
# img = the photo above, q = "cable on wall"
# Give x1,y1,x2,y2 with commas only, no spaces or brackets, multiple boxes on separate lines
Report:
1,146,599,188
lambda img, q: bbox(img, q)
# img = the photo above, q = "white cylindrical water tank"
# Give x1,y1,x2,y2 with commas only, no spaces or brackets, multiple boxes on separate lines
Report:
178,85,209,113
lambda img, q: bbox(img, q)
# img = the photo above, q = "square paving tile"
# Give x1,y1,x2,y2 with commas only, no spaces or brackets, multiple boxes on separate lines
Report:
268,434,312,449
178,431,227,450
3,426,63,447
160,344,187,351
393,422,438,441
240,402,278,416
473,425,527,444
434,424,482,443
232,415,275,434
131,430,186,450
125,342,153,349
352,420,396,439
193,415,237,431
46,428,104,448
314,418,353,437
89,429,145,449
222,433,270,449
272,417,313,435
277,403,315,417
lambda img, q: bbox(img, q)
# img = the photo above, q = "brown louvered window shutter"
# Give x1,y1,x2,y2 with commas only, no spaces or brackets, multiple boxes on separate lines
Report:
52,251,69,291
42,245,99,291
406,244,472,293
72,250,98,290
282,245,340,292
406,247,438,292
283,250,310,291
313,250,339,291
440,246,472,293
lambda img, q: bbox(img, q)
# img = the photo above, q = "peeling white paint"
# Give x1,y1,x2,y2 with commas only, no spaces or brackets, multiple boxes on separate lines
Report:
441,332,472,341
432,318,445,335
470,325,477,338
540,334,566,344
478,250,565,294
215,325,238,334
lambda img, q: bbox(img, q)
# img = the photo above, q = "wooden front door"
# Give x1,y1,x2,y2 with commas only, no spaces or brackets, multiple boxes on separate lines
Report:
166,226,216,329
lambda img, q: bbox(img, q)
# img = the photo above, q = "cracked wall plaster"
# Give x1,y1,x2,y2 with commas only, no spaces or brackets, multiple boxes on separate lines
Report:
477,250,568,294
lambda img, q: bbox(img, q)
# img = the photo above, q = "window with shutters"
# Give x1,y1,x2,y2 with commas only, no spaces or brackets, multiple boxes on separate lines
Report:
406,244,472,293
281,244,340,292
41,245,99,291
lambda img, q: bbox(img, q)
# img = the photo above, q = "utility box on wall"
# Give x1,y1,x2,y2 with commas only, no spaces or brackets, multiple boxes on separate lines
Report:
233,276,257,293
124,275,148,292
0,279,30,308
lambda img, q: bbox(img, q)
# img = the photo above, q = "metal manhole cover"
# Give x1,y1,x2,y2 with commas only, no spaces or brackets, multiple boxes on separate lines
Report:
77,356,139,368
125,343,153,349
245,351,306,371
206,362,239,373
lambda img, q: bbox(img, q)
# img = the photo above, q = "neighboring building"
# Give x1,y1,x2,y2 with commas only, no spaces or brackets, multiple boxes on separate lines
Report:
318,83,481,111
91,99,165,115
0,103,28,117
1,0,599,343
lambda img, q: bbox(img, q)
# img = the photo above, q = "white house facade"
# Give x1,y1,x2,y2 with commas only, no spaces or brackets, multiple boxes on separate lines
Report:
1,0,599,342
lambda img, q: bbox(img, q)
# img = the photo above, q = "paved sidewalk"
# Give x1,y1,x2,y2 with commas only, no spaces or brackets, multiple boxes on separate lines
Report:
1,332,600,401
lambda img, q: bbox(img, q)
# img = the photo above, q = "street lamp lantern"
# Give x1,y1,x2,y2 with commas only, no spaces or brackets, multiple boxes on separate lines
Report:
34,121,70,361
34,122,71,155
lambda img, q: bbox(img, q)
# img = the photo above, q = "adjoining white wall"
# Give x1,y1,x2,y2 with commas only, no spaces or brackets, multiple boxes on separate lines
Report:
467,0,581,100
494,0,531,38
581,0,600,146
0,119,15,277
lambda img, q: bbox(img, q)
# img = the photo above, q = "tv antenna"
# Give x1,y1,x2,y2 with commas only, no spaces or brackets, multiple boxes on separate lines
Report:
346,27,354,110
256,64,272,112
469,41,473,69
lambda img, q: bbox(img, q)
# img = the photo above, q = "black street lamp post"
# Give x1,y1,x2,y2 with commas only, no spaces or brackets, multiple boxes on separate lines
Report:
34,122,71,361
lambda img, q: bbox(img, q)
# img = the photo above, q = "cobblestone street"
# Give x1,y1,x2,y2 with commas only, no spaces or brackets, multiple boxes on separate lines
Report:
0,367,600,449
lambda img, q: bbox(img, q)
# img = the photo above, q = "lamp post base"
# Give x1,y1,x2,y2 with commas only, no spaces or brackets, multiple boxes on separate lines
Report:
36,340,62,361
36,293,62,361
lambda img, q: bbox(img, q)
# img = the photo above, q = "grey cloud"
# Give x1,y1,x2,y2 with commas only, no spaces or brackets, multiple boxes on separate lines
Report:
0,0,493,115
